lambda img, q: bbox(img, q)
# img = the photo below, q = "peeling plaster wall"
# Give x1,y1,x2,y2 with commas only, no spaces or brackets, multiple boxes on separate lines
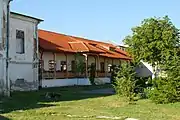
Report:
8,14,39,91
0,0,7,94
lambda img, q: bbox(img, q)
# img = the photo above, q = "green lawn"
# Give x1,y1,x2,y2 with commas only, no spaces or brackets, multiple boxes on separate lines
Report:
1,85,180,120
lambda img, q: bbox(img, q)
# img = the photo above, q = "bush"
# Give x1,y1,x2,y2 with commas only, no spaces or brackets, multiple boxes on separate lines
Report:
111,65,120,85
134,77,152,97
148,77,180,104
113,63,136,102
89,63,96,85
148,54,180,104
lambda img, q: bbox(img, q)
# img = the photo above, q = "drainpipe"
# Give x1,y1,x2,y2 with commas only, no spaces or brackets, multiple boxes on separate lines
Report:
5,0,12,97
35,23,41,89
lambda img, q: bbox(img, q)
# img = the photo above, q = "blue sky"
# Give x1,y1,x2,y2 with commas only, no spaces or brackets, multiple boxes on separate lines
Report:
11,0,180,44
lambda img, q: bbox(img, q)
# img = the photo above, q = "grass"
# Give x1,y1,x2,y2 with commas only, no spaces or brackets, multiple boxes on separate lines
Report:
0,84,180,120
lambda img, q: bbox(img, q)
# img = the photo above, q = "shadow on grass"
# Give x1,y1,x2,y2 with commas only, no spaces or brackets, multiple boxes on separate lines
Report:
0,115,11,120
1,85,113,114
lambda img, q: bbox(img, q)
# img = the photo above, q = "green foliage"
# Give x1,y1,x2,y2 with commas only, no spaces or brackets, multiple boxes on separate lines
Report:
111,65,120,85
89,63,96,85
123,15,180,104
147,44,180,104
148,77,180,104
113,63,136,102
74,53,85,75
148,52,180,104
123,16,179,66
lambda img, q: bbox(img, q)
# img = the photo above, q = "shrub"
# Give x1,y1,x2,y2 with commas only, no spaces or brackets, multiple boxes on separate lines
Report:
89,63,96,85
147,52,180,104
148,76,180,104
113,63,136,102
111,65,120,85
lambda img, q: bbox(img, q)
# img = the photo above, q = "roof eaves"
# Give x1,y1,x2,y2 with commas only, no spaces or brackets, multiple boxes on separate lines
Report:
11,11,44,22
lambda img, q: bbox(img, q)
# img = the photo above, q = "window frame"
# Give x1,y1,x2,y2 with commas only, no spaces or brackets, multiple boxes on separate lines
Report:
60,61,67,72
16,29,25,54
48,60,56,71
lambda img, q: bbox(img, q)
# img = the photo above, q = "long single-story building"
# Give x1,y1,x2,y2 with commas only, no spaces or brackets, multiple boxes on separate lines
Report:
38,30,131,87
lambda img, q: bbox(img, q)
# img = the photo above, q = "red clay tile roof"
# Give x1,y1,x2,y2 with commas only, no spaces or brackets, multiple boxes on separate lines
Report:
83,42,105,53
38,29,131,60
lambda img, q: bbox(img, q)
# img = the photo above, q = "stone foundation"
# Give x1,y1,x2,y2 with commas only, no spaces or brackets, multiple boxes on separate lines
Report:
10,79,38,91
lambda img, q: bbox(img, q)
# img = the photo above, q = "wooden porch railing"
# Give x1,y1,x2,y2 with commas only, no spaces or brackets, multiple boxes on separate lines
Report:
97,72,106,77
42,71,111,79
56,71,67,79
42,71,54,79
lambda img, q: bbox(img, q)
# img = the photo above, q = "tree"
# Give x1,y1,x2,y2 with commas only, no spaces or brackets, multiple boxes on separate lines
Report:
89,63,96,85
148,51,180,103
74,53,85,75
124,16,180,77
74,53,86,85
123,16,180,103
113,63,136,102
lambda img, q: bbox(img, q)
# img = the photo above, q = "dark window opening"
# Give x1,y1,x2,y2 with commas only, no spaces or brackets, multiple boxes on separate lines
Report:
61,61,67,72
16,30,25,54
48,60,55,71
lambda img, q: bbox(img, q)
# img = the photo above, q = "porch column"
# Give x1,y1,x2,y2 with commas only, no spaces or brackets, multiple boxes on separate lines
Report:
97,55,100,77
53,53,56,79
83,54,88,77
40,51,44,84
104,57,107,77
94,56,97,77
65,53,68,78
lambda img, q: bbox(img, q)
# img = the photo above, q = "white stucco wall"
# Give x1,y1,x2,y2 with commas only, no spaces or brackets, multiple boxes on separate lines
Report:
0,0,8,94
42,77,110,88
0,0,3,93
42,53,123,73
0,0,8,44
88,56,95,66
94,77,111,85
56,53,66,71
42,52,76,71
136,61,153,77
105,58,112,71
42,78,91,88
42,52,54,70
8,13,40,91
0,0,3,44
67,54,75,71
9,16,35,62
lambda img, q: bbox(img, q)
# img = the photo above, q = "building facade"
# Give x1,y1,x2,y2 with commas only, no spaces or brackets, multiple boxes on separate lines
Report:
39,30,131,87
0,10,43,95
0,0,8,94
8,12,43,91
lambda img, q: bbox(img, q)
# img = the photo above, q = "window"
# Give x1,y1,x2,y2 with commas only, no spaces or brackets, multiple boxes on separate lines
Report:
61,61,67,72
100,62,105,72
108,64,112,73
109,47,115,52
48,60,55,71
16,30,25,54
